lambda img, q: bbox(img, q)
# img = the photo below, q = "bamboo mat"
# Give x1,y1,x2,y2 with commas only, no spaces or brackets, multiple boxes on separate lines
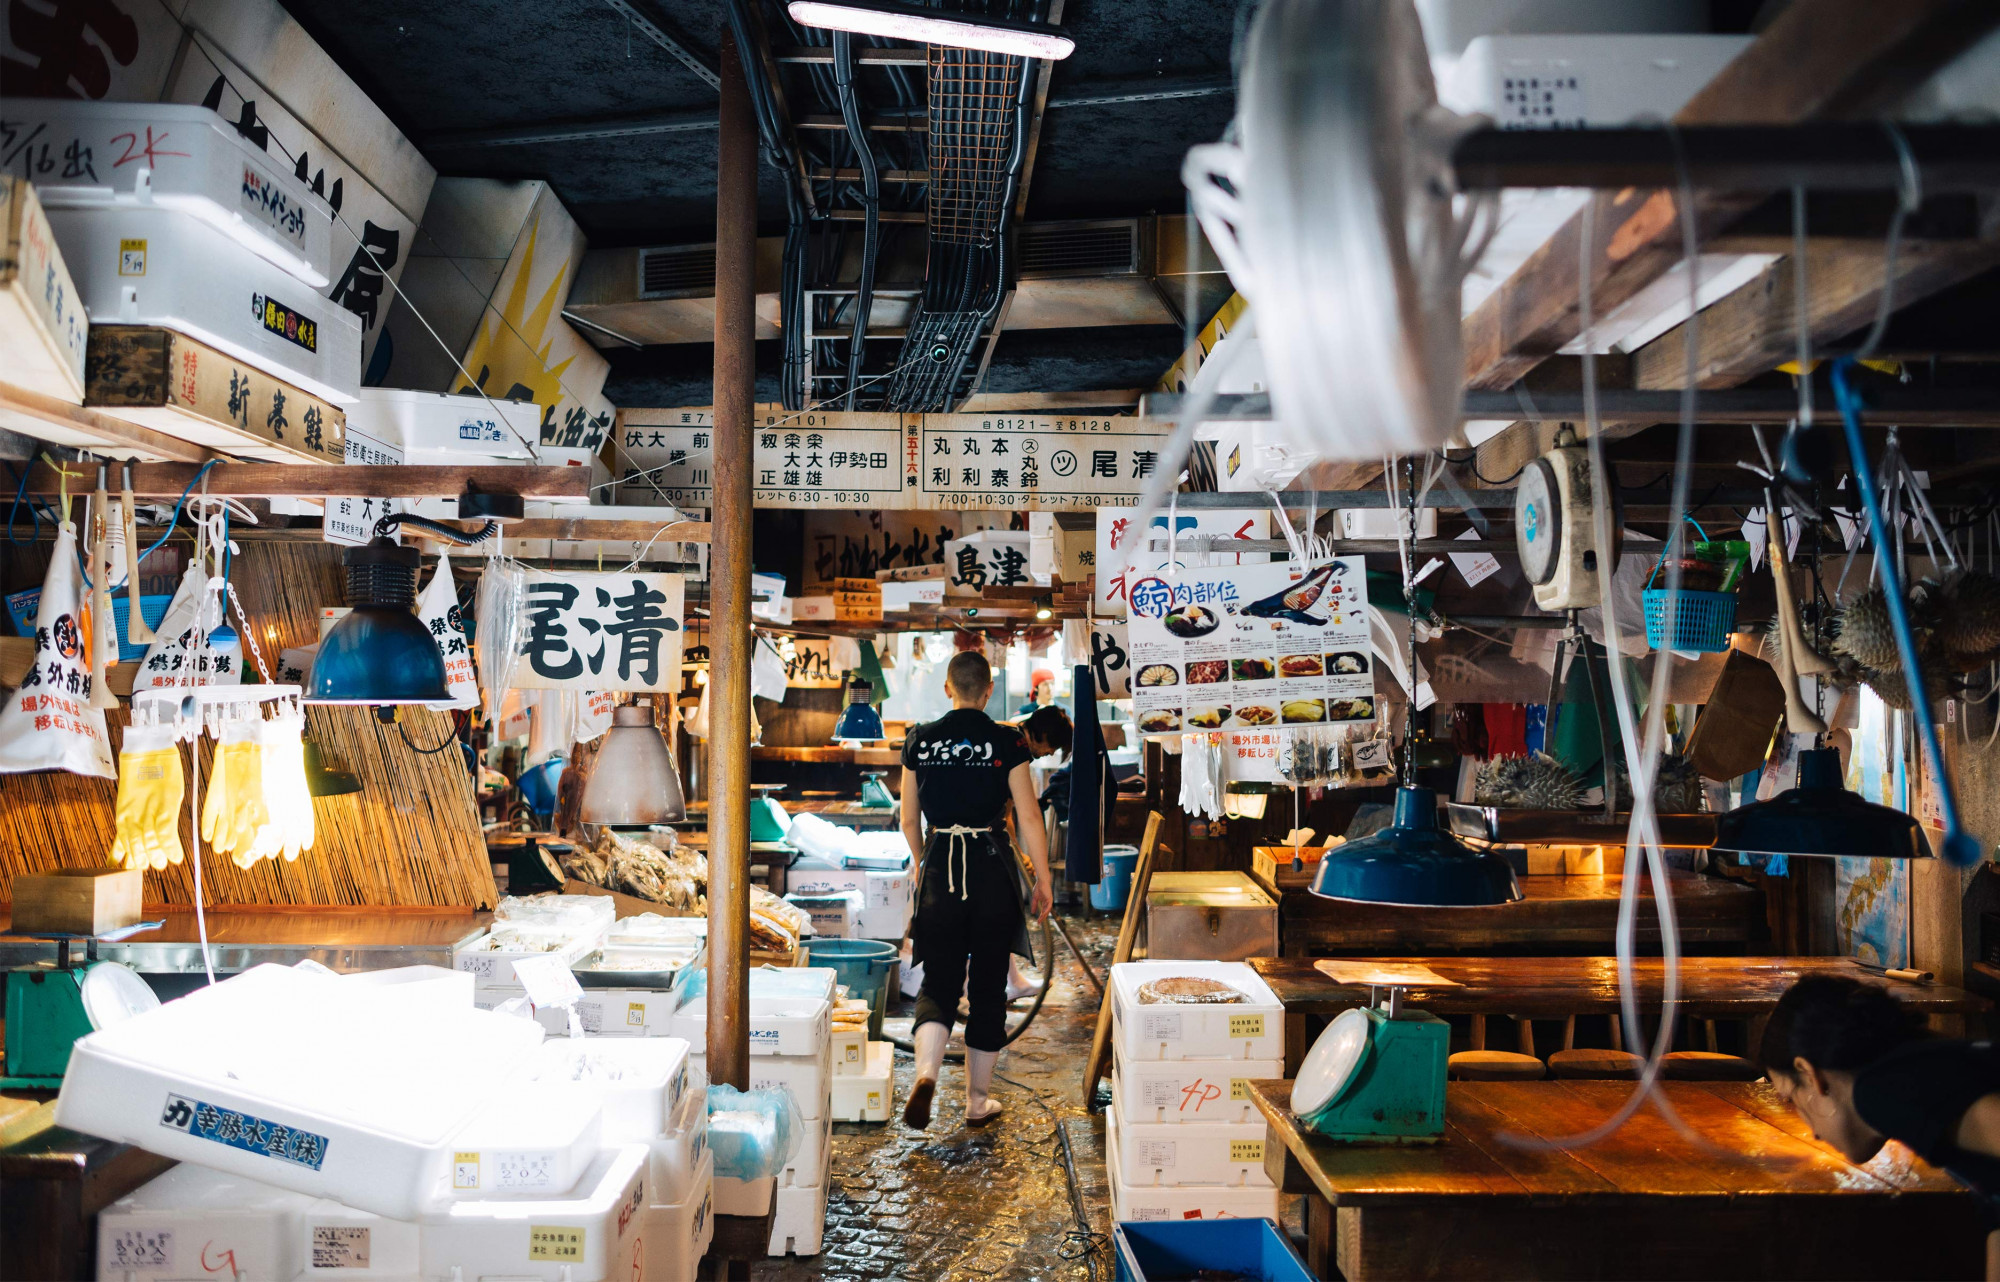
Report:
0,541,497,909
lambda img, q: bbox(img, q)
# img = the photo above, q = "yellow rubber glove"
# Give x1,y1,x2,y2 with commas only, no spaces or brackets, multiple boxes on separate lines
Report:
201,720,267,856
110,724,184,871
243,715,314,866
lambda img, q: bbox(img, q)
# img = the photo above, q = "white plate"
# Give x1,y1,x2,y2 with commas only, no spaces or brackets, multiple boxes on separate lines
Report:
1291,1007,1370,1117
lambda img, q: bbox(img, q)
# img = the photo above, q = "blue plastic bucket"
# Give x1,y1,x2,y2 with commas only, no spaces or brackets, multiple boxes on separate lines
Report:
1088,844,1141,912
803,937,900,1036
1113,1219,1315,1282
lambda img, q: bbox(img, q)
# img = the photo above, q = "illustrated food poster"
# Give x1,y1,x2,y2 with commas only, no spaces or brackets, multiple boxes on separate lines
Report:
1125,557,1374,735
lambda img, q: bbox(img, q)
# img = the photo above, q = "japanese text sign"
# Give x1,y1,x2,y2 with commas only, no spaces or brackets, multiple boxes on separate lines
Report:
1094,507,1269,616
515,571,685,692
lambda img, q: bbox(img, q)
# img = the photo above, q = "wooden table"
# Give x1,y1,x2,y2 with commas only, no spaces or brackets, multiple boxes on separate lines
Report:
1252,955,1991,1068
1250,1078,1985,1280
1261,869,1765,956
2,1099,175,1281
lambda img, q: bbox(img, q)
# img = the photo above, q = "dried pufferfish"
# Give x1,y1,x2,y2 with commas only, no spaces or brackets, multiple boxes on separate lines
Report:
1475,753,1588,810
1765,568,2000,710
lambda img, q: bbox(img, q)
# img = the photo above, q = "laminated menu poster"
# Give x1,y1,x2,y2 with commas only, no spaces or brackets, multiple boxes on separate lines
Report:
1126,558,1375,736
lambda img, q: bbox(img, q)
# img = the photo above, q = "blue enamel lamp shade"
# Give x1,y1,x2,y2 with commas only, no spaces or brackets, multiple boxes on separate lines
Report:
1712,747,1932,860
1309,786,1524,907
832,676,884,741
306,538,450,705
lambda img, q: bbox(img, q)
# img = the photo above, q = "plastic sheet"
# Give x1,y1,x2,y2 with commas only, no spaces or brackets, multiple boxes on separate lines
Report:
706,1083,804,1182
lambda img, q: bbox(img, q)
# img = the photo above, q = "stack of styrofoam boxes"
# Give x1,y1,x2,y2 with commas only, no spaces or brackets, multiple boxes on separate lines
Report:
670,967,834,1256
547,932,707,1039
345,388,546,524
455,894,615,1014
829,1031,895,1123
786,858,914,943
1107,961,1285,1223
785,889,863,940
6,99,363,405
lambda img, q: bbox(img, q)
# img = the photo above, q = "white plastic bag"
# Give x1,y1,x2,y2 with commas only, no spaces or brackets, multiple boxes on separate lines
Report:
0,523,115,777
417,551,480,710
752,635,788,703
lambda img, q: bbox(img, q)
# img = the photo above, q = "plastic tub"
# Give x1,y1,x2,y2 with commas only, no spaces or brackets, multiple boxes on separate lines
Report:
802,938,898,1037
1090,845,1142,912
1113,1218,1313,1282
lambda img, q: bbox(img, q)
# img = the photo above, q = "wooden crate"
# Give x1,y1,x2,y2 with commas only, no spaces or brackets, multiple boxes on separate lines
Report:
0,176,88,402
84,325,347,464
11,868,143,935
1252,844,1332,894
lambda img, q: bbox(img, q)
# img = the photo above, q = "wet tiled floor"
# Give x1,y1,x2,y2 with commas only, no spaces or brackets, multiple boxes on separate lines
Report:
755,913,1121,1282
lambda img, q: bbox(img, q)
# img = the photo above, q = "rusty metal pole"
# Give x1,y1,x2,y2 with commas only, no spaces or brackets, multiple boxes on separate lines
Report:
706,25,757,1093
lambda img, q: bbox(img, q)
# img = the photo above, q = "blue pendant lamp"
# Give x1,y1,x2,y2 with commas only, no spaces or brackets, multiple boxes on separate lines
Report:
832,674,884,742
1309,785,1523,907
306,537,449,707
1711,747,1930,861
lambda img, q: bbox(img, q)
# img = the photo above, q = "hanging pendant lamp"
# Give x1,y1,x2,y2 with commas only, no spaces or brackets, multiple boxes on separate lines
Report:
832,674,884,742
1309,785,1523,907
1711,747,1931,860
306,538,450,707
580,700,687,826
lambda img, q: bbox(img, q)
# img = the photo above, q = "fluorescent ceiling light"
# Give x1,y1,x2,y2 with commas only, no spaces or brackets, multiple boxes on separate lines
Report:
787,0,1075,60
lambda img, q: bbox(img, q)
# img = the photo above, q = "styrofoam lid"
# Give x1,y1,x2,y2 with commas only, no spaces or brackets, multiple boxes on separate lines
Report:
111,1161,316,1211
80,961,159,1031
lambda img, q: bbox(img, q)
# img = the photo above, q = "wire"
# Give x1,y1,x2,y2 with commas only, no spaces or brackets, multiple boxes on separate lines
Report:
399,719,463,755
129,459,223,574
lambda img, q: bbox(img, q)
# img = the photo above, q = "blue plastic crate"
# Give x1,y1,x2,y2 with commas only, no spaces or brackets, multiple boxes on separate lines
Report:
1113,1219,1316,1282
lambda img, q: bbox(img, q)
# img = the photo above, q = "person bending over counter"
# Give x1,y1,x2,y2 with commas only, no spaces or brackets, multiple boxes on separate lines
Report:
1764,975,2000,1278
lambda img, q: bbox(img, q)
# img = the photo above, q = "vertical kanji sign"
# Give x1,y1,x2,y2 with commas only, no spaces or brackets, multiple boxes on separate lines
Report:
513,571,685,693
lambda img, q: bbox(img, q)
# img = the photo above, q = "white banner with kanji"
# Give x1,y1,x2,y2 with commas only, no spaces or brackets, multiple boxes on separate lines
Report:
514,571,684,692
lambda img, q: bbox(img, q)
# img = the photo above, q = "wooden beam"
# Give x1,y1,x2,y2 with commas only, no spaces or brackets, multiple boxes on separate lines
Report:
956,389,1141,412
454,518,710,543
1631,236,2000,390
1461,0,2000,392
0,382,223,464
18,463,591,499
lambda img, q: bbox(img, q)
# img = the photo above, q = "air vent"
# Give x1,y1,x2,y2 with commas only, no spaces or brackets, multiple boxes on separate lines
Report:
639,244,717,298
1016,220,1141,279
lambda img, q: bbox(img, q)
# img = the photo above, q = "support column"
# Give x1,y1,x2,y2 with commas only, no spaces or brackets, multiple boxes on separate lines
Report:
706,25,757,1092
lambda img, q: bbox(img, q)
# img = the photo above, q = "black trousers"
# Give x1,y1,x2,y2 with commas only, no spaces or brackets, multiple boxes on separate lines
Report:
910,833,1021,1053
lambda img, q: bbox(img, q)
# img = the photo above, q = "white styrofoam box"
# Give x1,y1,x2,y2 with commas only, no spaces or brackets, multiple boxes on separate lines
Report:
1110,962,1284,1062
97,1163,313,1282
752,593,794,624
783,868,912,939
786,890,861,940
298,1199,421,1278
472,982,526,1012
453,922,609,986
829,1040,895,1123
519,1037,691,1143
749,966,839,1004
831,1025,868,1076
792,595,835,622
648,1080,709,1208
690,1051,831,1123
779,1114,831,1189
1106,1109,1279,1225
1,99,334,286
670,996,829,1059
349,386,540,460
713,1173,774,1217
1112,1113,1274,1188
534,987,680,1038
55,964,545,1220
1113,1054,1284,1125
538,444,613,506
640,1150,713,1282
44,204,362,404
439,1087,602,1202
1338,507,1438,541
881,578,944,612
1214,419,1317,492
419,1144,647,1282
2,176,89,403
337,965,473,1013
767,1167,830,1257
1443,34,1754,130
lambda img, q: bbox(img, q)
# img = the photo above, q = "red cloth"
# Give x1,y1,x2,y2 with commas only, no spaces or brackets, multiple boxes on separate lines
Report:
1483,703,1530,759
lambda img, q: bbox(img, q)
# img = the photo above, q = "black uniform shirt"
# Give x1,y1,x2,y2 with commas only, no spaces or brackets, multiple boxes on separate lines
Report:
901,708,1031,829
1854,1040,2000,1208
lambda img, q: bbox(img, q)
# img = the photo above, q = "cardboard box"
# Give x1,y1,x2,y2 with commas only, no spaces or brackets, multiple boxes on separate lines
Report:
10,868,143,936
84,325,346,463
0,177,88,402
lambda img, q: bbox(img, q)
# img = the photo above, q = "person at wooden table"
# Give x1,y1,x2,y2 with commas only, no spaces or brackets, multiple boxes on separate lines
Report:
1764,975,2000,1278
900,651,1054,1130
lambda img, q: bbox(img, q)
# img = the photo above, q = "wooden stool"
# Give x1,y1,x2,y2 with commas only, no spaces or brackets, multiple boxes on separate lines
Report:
1546,1014,1644,1080
1661,1019,1760,1080
1449,1014,1545,1082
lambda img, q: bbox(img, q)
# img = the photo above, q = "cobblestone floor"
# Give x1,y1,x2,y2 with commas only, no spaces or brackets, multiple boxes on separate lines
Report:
755,912,1122,1282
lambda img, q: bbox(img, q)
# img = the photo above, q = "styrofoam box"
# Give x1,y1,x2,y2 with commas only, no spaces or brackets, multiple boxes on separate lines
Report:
640,1150,713,1282
351,386,540,460
1113,1053,1283,1125
55,964,545,1221
97,1163,314,1282
648,1081,709,1207
519,1037,690,1143
670,996,829,1059
749,966,839,1004
713,1173,773,1216
298,1199,420,1278
338,965,474,1013
1445,34,1755,131
1112,1113,1274,1188
830,1040,895,1123
779,1114,831,1189
786,890,861,939
1110,961,1284,1062
767,1149,832,1257
2,99,334,286
1107,1110,1279,1224
420,1144,646,1282
453,924,608,986
439,1087,602,1202
831,1025,868,1076
783,868,912,939
43,204,361,404
690,1050,830,1122
534,987,680,1037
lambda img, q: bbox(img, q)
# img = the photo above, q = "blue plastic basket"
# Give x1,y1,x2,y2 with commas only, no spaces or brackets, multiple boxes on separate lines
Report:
1114,1220,1315,1282
1642,587,1737,653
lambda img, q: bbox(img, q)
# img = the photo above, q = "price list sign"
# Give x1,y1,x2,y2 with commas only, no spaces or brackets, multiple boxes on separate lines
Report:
1125,558,1376,736
916,415,1167,510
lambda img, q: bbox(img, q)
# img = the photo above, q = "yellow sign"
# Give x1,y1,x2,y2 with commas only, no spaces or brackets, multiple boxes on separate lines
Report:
627,1002,646,1027
1229,1078,1250,1101
1229,1139,1266,1164
1228,1013,1266,1039
452,1152,479,1190
118,238,146,276
528,1226,585,1262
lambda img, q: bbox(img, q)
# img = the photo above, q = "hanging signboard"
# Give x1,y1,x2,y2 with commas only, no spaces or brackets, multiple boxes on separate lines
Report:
944,531,1036,594
1125,558,1374,736
615,407,1173,511
783,637,843,689
1094,506,1269,617
513,571,684,693
1083,619,1132,700
323,423,404,546
802,511,1006,585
